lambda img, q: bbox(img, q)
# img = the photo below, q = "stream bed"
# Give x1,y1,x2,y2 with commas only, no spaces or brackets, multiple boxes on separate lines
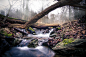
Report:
2,46,55,57
2,29,56,57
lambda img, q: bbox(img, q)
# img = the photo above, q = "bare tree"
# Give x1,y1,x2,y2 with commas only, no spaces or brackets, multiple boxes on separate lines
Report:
22,0,82,28
3,0,18,22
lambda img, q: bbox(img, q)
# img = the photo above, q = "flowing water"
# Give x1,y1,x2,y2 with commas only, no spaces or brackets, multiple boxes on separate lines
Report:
2,28,55,57
0,0,86,57
2,46,55,57
27,29,53,38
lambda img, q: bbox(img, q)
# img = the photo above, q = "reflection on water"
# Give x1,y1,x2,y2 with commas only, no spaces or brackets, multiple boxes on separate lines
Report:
2,46,55,57
36,46,55,56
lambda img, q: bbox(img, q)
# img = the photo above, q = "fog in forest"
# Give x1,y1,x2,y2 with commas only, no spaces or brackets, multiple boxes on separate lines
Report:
0,0,85,24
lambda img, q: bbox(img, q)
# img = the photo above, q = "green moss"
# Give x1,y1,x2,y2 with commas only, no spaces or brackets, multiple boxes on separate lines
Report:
57,27,61,30
0,30,12,37
29,27,35,31
8,17,17,19
62,38,74,46
7,34,12,37
51,27,53,28
4,32,12,37
0,14,17,19
52,38,75,50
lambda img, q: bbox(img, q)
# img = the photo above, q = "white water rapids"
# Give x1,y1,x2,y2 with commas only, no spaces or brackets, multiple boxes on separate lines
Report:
2,29,55,57
2,46,55,57
27,29,53,38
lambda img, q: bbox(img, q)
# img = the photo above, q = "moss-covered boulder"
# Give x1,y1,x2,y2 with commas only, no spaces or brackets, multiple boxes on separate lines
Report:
0,28,12,37
53,39,86,50
62,38,75,46
52,39,86,56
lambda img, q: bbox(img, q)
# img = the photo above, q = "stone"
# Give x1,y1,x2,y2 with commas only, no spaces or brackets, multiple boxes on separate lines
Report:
55,37,59,39
15,32,23,38
49,33,57,37
52,39,86,56
28,39,38,48
13,38,22,46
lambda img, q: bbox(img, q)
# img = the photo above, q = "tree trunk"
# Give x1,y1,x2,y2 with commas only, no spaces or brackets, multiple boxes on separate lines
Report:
22,0,82,28
3,14,9,22
3,5,12,22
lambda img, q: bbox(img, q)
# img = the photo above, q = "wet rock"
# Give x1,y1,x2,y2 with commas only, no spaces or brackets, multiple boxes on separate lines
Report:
55,37,60,39
27,27,35,34
28,39,38,48
0,28,13,37
0,39,11,56
14,28,28,35
13,38,22,46
38,38,48,46
18,38,36,47
4,38,22,46
49,33,57,37
15,32,23,38
52,39,86,56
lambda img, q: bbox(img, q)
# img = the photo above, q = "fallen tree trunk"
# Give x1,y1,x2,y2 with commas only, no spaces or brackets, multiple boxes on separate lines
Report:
11,0,82,28
22,0,82,28
6,19,26,24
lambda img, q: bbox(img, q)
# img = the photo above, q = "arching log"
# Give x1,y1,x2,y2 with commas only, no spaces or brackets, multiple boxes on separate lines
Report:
70,4,86,9
17,0,82,28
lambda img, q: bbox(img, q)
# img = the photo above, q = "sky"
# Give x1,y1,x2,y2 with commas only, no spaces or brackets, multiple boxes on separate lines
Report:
0,0,68,21
0,0,57,13
0,0,85,24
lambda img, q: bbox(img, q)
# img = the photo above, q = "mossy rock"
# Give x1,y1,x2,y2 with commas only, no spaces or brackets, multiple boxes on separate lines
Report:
52,38,75,49
3,32,12,37
52,39,86,50
0,29,12,37
29,27,35,32
53,39,86,56
13,38,22,46
5,33,12,37
62,38,74,46
28,39,38,48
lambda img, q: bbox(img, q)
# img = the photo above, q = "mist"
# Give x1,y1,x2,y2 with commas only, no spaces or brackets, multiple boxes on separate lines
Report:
0,0,85,24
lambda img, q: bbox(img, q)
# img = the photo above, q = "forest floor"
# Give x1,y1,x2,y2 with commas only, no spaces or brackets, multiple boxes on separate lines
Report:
0,14,86,57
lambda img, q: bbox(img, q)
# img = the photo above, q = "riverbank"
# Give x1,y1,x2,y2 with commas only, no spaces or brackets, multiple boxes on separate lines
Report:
0,14,86,57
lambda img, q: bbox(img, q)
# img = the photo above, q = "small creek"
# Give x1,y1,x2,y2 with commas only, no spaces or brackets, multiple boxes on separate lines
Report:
2,29,55,57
